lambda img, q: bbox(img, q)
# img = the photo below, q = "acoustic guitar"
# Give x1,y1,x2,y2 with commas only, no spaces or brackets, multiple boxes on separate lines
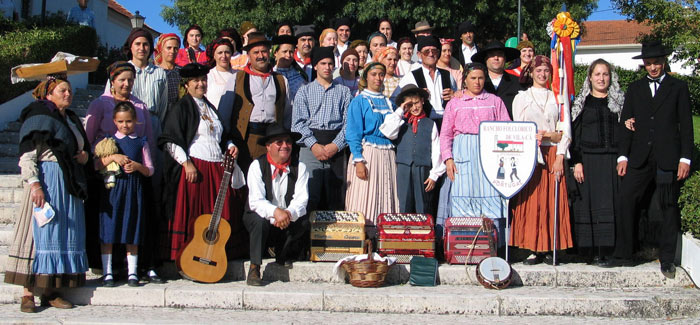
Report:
177,154,235,283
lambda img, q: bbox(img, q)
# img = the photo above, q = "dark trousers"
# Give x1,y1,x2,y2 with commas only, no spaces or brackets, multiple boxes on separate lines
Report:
298,147,347,212
242,212,310,265
615,154,680,264
397,163,434,214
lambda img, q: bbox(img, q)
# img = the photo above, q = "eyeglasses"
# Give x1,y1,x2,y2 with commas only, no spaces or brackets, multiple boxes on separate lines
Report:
421,49,439,55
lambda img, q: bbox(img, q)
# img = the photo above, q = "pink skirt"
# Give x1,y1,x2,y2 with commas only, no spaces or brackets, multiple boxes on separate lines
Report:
345,145,400,229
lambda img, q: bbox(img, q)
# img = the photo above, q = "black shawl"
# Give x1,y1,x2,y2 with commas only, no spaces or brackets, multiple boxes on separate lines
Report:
18,100,93,200
158,94,231,220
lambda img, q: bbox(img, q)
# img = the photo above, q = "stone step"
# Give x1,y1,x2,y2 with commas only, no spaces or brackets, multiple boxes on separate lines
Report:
0,224,12,247
0,175,23,188
0,203,19,224
0,275,698,318
0,131,18,145
0,143,18,157
0,186,23,204
0,158,20,174
5,305,695,324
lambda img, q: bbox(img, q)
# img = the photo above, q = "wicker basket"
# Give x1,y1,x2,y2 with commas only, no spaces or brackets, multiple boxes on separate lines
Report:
341,240,390,288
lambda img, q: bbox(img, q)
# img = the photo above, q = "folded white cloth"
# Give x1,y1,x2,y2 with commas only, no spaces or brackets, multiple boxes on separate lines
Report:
332,253,397,281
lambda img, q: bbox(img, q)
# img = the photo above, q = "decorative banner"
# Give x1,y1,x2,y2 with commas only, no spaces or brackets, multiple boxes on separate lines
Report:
479,121,538,199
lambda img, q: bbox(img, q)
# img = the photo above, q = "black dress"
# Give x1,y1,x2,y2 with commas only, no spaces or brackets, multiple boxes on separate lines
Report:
570,95,620,251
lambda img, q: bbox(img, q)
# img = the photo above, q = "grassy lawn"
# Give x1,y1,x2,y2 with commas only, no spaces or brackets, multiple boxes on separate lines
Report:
695,116,700,144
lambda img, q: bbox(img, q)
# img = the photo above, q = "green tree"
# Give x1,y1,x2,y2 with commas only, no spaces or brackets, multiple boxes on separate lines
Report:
161,0,596,54
612,0,700,73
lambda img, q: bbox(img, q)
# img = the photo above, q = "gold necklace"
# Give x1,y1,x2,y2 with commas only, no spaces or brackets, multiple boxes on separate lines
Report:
528,88,549,112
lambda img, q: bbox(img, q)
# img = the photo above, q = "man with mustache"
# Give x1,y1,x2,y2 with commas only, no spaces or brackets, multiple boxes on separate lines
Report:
228,32,291,172
292,47,353,213
293,25,316,80
243,124,309,286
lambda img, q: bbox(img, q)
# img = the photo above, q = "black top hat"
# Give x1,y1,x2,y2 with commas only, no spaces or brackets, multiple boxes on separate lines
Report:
242,32,272,52
395,84,430,107
257,123,302,146
470,41,520,64
632,40,673,59
179,63,210,78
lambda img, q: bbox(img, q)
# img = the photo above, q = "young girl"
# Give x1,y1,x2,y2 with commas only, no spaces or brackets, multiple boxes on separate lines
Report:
96,101,154,287
380,85,445,214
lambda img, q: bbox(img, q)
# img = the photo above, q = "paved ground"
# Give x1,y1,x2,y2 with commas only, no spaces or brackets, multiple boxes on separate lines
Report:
0,304,698,324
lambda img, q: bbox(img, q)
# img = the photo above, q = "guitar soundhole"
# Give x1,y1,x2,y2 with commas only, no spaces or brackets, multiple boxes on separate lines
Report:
203,228,219,244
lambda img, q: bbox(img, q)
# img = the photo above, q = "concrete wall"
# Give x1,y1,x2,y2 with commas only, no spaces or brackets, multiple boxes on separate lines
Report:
576,44,695,75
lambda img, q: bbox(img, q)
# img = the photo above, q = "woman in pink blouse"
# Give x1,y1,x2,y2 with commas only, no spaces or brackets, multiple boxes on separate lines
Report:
438,62,511,245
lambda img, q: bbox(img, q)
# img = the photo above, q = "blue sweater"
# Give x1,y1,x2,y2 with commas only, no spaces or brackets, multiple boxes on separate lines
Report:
346,90,395,160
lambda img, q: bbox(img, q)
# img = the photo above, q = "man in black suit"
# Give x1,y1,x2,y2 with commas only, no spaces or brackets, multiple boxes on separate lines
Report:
451,21,478,69
615,41,694,278
471,41,524,119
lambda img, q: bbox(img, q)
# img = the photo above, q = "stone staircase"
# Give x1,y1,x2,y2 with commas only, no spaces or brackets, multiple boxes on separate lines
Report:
0,85,698,319
0,84,103,174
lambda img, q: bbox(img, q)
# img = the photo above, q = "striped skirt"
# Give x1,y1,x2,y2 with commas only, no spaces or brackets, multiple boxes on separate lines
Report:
345,145,400,232
450,134,508,245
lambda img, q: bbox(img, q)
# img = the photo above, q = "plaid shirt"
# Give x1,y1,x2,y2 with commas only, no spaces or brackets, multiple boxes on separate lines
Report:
292,80,353,149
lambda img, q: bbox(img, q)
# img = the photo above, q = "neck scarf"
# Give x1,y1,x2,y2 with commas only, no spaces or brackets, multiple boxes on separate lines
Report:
244,63,271,79
405,110,426,133
294,50,311,65
267,153,290,180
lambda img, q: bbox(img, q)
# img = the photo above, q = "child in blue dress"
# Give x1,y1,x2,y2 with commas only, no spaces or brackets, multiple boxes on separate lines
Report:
96,101,154,287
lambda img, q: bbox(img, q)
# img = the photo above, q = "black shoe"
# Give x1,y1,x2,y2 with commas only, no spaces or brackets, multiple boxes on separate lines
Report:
523,254,543,265
102,274,115,287
595,256,614,268
128,274,139,287
607,258,635,267
247,264,263,286
660,263,676,279
543,254,557,266
148,274,165,284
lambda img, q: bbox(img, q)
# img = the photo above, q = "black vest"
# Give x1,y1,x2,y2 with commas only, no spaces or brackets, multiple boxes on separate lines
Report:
412,67,451,111
258,155,298,207
395,118,434,167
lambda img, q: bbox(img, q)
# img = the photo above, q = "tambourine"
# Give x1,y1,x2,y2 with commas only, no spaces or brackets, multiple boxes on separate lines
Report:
476,256,512,290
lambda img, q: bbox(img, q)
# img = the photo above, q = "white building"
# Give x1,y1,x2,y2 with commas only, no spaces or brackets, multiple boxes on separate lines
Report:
4,0,159,49
576,20,693,75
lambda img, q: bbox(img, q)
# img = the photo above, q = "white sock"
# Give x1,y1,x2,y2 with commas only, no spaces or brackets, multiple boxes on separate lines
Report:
127,255,138,277
148,270,157,277
101,254,112,279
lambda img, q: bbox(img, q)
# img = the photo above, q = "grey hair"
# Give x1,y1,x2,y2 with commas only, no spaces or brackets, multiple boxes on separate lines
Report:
571,59,625,122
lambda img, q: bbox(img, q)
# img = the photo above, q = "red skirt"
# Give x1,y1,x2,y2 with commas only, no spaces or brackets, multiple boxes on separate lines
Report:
510,146,573,252
168,157,248,260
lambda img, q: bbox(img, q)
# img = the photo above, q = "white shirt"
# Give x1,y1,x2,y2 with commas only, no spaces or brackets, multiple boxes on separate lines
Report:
164,97,239,181
337,42,348,56
395,66,458,119
205,68,237,110
379,107,446,181
512,88,572,164
461,43,478,65
247,159,309,223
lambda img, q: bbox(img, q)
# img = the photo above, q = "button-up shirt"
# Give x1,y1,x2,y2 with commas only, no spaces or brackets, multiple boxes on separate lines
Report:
461,43,478,65
292,80,353,149
128,62,169,122
247,159,309,223
395,66,457,119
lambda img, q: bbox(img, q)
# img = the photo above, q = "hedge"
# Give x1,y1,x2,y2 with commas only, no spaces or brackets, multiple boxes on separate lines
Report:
680,142,700,239
0,16,98,104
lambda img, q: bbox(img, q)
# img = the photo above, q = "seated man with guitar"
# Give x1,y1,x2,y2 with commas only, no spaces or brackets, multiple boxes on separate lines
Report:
243,124,310,286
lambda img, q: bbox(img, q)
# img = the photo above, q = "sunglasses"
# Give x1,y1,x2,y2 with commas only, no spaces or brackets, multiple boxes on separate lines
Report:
271,138,294,146
421,49,439,55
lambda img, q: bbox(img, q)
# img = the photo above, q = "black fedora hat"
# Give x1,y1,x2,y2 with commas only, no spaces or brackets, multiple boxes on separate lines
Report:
257,123,302,146
396,84,429,107
632,40,673,59
470,41,520,64
242,32,272,52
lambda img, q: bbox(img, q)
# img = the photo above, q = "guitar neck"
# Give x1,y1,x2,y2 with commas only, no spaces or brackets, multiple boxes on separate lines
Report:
208,170,232,233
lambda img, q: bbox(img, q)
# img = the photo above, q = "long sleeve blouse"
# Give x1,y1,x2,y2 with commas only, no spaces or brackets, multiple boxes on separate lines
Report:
345,89,395,162
440,91,511,161
84,89,155,153
512,87,572,162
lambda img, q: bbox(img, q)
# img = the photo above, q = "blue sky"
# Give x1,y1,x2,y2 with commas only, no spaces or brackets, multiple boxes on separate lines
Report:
116,0,627,38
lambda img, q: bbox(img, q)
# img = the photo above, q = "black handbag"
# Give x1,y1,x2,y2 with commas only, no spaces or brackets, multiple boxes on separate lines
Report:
409,256,439,286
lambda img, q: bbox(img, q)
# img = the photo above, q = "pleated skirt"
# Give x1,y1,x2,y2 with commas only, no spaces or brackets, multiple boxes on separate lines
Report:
5,161,87,289
510,146,573,252
345,145,400,230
